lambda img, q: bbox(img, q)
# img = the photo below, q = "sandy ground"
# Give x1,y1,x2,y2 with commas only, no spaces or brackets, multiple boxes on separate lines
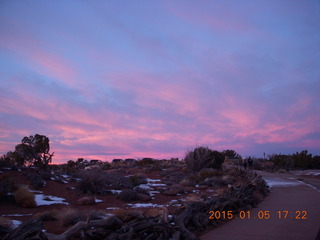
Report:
200,170,320,240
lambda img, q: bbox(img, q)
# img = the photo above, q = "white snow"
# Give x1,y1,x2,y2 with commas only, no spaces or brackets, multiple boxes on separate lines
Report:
146,178,161,182
1,214,32,217
34,193,68,206
137,184,152,190
95,198,103,203
109,190,122,194
137,178,166,192
264,178,303,187
292,170,320,176
127,203,165,208
106,207,120,210
12,220,22,229
149,190,160,196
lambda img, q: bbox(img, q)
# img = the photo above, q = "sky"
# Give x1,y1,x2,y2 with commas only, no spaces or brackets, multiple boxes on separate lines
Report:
1,0,320,163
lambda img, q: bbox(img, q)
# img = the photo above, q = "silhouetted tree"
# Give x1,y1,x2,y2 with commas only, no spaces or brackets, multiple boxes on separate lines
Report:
292,150,313,169
13,134,54,169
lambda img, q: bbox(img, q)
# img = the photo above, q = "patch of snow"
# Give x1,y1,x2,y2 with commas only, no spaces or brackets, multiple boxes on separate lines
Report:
138,184,152,190
62,174,69,178
2,214,33,217
17,169,22,172
30,190,43,193
12,220,22,229
127,203,165,208
264,178,303,187
106,207,120,210
149,191,160,197
293,170,320,176
35,194,68,206
109,190,122,194
146,178,161,182
95,198,103,203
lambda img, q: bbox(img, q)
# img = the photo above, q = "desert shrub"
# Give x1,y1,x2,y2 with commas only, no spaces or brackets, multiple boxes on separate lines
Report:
101,162,111,170
185,146,224,172
39,170,52,180
180,177,196,187
76,169,134,195
202,176,232,187
163,170,186,183
0,153,16,168
269,154,291,169
313,156,320,169
0,174,13,200
137,158,155,166
117,189,138,202
293,150,313,169
198,168,223,180
134,186,150,195
13,185,37,208
128,175,147,186
27,173,45,189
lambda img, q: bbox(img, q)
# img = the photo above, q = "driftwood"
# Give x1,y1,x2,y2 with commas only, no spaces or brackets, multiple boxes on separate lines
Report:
4,218,47,240
45,216,122,240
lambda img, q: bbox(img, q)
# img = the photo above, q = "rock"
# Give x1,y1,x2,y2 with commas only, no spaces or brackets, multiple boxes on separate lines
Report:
76,196,95,205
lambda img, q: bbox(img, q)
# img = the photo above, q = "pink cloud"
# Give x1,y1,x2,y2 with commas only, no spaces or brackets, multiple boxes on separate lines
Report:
0,16,79,89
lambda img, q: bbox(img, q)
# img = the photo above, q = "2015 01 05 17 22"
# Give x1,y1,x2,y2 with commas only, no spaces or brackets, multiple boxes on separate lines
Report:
208,210,308,220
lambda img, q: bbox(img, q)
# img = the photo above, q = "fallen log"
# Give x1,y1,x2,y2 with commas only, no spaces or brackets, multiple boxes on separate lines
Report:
4,218,47,240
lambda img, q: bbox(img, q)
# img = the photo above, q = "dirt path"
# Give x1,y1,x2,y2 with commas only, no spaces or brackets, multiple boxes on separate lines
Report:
200,171,320,240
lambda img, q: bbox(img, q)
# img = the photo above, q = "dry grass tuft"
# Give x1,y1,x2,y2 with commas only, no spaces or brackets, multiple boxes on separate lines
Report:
13,185,36,208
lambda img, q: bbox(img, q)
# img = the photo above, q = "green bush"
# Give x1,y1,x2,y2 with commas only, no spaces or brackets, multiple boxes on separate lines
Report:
184,146,224,172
